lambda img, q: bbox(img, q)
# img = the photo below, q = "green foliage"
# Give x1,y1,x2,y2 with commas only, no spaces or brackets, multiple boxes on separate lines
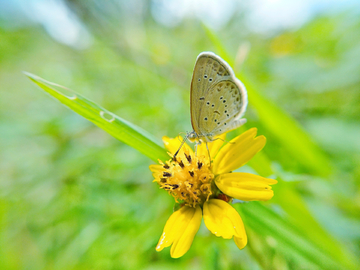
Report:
0,2,360,270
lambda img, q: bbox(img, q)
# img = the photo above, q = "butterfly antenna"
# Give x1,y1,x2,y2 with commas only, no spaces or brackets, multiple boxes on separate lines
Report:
173,133,190,160
176,132,187,142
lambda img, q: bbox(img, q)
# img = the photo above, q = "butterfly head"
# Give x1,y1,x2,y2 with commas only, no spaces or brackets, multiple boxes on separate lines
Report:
188,131,198,143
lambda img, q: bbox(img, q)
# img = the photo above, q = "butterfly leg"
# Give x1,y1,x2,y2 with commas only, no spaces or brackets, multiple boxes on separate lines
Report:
195,140,212,163
194,141,200,157
205,141,212,164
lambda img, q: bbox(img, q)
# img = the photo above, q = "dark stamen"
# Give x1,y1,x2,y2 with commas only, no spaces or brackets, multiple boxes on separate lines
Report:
163,172,172,177
197,162,203,169
179,160,185,168
163,164,170,169
184,153,192,163
160,178,167,183
189,171,194,177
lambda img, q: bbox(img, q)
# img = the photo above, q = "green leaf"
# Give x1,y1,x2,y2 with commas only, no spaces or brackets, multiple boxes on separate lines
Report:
240,202,357,270
24,72,169,162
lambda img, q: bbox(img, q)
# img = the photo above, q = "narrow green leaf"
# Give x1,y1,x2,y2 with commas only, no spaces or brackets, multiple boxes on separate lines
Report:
249,153,356,267
24,72,168,162
240,202,357,270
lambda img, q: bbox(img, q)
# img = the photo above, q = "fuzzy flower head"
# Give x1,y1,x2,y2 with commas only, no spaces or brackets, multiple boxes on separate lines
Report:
149,128,277,258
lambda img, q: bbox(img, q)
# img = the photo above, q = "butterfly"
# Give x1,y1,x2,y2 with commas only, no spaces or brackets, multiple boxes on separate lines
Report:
174,52,248,159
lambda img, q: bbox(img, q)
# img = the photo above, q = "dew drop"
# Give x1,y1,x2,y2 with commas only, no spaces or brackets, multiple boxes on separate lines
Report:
52,84,77,100
100,111,115,122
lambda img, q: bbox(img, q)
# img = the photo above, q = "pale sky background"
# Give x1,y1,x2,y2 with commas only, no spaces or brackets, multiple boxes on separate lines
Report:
0,0,359,48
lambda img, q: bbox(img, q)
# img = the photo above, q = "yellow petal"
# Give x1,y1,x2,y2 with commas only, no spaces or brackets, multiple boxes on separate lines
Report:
197,133,226,160
234,235,247,249
212,128,266,175
162,136,194,156
156,205,202,258
149,164,163,181
215,173,278,201
149,164,162,173
203,199,247,246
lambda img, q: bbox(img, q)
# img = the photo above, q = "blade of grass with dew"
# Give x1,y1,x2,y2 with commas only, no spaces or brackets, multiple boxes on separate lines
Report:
25,72,169,162
202,24,331,176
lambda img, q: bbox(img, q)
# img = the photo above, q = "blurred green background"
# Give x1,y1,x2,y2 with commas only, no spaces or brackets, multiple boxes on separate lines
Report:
1,0,360,269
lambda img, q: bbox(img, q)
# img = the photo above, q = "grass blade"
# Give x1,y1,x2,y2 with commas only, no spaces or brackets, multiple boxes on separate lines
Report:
25,72,169,162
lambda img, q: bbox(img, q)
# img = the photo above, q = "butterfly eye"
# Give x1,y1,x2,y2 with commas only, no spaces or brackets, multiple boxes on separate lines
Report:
220,96,223,100
223,100,226,103
206,101,210,105
212,104,215,107
204,75,208,79
204,117,208,121
209,78,213,82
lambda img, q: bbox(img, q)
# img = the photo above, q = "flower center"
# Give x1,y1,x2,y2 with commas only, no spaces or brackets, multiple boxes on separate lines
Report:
156,149,214,207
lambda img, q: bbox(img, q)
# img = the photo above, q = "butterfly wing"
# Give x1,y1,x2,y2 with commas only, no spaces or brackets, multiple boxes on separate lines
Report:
198,78,247,138
190,52,248,138
190,52,233,134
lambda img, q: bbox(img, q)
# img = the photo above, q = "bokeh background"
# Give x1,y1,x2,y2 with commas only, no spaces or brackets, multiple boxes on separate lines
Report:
1,0,360,269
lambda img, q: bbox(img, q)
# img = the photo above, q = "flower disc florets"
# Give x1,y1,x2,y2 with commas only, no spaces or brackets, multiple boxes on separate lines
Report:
155,148,214,207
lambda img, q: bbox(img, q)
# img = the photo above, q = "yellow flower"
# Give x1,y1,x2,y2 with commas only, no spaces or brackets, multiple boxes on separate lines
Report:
149,128,277,258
